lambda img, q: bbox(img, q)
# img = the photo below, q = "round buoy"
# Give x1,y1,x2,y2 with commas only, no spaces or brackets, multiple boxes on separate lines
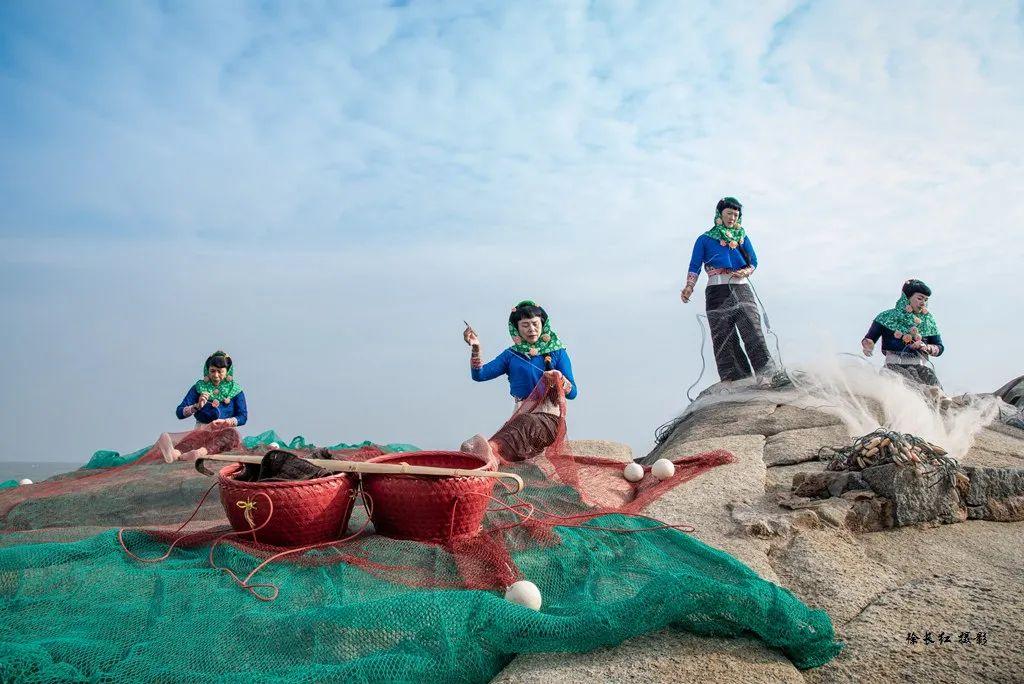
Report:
651,458,675,481
504,580,542,611
623,462,644,482
18,478,33,486
268,442,280,449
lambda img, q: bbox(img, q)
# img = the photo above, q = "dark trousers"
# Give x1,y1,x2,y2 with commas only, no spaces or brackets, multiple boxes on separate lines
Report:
884,363,941,388
705,284,774,382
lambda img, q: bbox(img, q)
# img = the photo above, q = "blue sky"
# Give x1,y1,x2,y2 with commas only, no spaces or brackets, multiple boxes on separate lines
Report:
2,1,1022,463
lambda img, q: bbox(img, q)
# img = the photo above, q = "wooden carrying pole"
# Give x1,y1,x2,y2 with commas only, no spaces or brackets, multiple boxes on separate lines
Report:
196,452,525,493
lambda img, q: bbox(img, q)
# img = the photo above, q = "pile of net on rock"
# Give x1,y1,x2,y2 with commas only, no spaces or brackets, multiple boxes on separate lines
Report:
0,389,842,682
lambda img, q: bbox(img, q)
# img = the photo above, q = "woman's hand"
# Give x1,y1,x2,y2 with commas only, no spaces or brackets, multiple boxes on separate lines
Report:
861,339,875,357
734,266,754,279
680,286,693,304
197,393,209,408
920,344,939,356
543,370,572,394
210,418,237,428
463,325,480,350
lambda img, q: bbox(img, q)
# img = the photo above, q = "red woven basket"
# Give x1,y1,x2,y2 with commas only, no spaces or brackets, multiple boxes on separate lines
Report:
362,451,497,543
217,465,356,547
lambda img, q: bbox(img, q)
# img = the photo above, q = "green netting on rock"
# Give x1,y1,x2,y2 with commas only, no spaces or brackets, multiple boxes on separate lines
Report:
84,445,151,470
242,429,420,453
0,514,839,683
0,396,841,681
82,431,420,470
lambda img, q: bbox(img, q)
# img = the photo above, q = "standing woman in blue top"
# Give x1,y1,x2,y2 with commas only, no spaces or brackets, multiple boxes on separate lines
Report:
157,351,248,463
460,300,577,462
680,197,774,383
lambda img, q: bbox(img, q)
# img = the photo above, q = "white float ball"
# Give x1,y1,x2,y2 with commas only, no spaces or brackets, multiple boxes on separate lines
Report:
623,463,644,483
651,458,675,481
19,478,33,486
504,580,542,611
268,442,280,449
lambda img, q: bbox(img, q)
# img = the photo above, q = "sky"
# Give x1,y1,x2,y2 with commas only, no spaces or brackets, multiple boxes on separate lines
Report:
1,0,1022,465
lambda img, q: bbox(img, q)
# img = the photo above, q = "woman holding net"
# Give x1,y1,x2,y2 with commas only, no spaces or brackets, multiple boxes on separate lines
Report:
680,196,774,385
460,300,577,462
862,279,945,387
157,350,248,463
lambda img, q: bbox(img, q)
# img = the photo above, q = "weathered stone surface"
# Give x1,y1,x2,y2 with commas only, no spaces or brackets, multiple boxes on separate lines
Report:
839,490,894,532
764,424,850,466
648,398,841,448
729,501,820,538
567,439,633,463
791,471,867,499
493,632,804,684
644,433,777,579
764,459,825,492
769,529,903,626
978,495,1024,522
962,465,1024,506
806,520,1024,684
961,427,1024,467
861,463,967,526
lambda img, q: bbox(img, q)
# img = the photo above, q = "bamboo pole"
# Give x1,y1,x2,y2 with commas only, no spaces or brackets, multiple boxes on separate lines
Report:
195,452,524,493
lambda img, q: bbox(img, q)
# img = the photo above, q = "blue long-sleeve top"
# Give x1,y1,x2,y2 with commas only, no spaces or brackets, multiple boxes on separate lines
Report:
686,234,758,282
864,321,944,359
176,385,248,425
471,348,578,401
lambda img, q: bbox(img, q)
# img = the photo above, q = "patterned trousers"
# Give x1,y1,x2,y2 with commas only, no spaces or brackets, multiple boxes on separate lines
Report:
705,284,774,382
884,363,941,388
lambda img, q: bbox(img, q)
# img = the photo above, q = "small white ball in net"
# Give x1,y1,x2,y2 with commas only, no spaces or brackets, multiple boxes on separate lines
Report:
504,580,542,610
268,442,280,449
623,462,644,482
19,478,33,486
651,458,675,481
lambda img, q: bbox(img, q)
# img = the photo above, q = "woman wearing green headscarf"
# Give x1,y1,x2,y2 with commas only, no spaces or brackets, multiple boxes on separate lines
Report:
460,301,577,462
680,197,774,384
156,351,248,463
862,280,945,387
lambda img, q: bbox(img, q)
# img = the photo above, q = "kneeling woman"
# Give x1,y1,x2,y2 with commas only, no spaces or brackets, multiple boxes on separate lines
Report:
862,280,944,387
461,300,577,462
157,351,248,463
680,197,774,384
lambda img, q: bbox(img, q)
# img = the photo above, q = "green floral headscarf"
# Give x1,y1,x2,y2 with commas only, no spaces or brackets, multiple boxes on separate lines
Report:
874,293,939,341
508,300,566,358
705,196,746,248
194,352,243,405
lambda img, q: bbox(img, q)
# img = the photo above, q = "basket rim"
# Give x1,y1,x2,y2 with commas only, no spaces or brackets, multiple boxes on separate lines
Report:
216,463,351,490
364,449,496,479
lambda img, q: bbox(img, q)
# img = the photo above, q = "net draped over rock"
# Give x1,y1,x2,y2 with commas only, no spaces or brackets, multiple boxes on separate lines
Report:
0,396,842,681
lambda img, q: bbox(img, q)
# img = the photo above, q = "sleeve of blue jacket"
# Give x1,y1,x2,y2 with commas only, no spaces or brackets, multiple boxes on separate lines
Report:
176,386,200,420
472,349,511,382
924,334,944,356
687,236,705,277
231,392,248,426
864,320,885,343
554,351,578,400
743,236,758,269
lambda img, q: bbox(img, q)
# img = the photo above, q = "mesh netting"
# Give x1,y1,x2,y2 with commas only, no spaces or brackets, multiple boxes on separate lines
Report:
0,386,842,681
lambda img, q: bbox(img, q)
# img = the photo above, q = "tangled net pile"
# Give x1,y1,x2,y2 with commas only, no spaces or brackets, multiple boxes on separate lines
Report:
820,427,957,472
0,387,842,682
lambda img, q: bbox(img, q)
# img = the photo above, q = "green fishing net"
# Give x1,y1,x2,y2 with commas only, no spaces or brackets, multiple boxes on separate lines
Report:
0,423,842,682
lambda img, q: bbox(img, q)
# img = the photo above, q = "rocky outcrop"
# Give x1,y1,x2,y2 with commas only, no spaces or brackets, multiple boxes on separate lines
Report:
524,388,1024,683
